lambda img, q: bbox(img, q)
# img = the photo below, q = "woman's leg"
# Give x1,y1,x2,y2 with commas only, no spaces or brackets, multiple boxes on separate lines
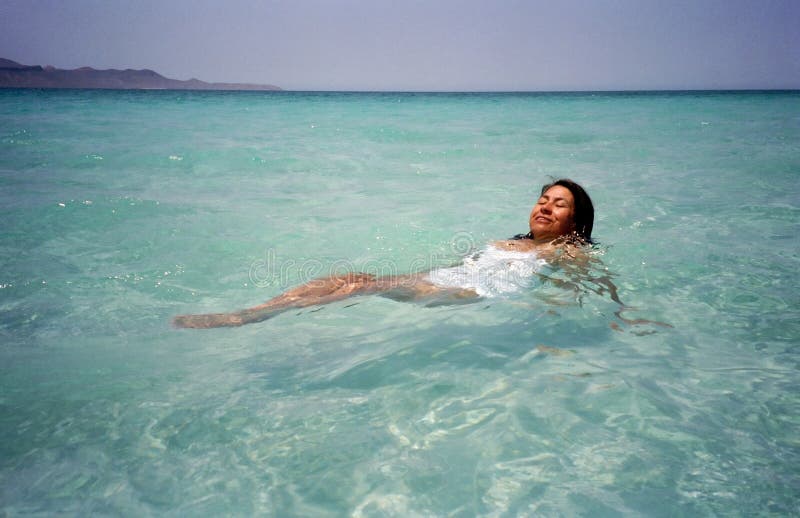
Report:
172,272,383,328
172,272,479,329
377,274,479,306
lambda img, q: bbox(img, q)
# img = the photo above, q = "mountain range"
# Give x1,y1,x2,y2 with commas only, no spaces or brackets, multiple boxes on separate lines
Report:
0,58,281,91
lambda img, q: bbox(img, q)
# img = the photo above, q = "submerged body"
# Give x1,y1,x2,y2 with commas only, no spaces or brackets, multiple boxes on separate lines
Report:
173,180,594,329
172,241,573,328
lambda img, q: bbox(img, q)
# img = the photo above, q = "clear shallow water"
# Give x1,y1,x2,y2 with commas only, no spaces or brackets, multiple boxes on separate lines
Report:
1,89,798,515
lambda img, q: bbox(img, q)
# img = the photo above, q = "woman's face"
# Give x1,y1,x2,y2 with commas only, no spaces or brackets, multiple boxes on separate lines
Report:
528,185,576,240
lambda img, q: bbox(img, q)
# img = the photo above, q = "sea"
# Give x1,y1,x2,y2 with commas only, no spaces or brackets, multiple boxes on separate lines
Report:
1,89,798,516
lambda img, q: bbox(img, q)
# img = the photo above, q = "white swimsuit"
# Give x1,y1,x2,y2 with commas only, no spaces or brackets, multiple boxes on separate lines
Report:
425,244,547,297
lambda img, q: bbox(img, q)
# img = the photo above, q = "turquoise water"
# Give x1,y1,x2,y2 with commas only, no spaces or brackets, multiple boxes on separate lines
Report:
1,89,798,515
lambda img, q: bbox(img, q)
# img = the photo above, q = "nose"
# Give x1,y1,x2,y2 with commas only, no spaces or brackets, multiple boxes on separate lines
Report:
540,202,553,214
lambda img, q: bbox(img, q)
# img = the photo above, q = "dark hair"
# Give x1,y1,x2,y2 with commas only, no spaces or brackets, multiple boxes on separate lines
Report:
542,178,594,241
515,178,594,243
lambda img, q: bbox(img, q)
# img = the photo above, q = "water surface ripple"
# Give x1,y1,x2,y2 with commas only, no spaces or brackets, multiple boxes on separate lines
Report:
1,89,798,516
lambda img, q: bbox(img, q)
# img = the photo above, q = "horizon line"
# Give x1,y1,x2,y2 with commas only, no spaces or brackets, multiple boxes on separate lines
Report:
2,86,798,94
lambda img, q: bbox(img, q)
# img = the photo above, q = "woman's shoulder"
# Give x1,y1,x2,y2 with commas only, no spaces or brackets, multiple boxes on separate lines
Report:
490,239,539,252
491,234,595,260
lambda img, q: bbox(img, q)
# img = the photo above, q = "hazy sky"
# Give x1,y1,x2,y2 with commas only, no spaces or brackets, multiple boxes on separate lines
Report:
1,0,798,91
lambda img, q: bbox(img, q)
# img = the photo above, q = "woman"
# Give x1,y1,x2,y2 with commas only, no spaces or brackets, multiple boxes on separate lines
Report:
173,179,594,329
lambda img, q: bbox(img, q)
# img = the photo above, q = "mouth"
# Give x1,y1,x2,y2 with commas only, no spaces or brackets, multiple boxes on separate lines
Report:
534,216,552,223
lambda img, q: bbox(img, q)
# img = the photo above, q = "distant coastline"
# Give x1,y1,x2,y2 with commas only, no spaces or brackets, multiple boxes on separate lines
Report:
0,58,281,91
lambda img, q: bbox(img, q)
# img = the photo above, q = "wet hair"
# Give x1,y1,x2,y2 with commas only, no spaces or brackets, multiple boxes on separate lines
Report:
515,178,594,243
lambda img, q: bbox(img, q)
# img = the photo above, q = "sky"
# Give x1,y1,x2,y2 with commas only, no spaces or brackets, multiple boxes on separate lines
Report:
1,0,798,91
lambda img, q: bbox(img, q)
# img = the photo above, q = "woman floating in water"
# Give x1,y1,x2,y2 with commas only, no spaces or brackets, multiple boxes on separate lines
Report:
173,179,597,329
